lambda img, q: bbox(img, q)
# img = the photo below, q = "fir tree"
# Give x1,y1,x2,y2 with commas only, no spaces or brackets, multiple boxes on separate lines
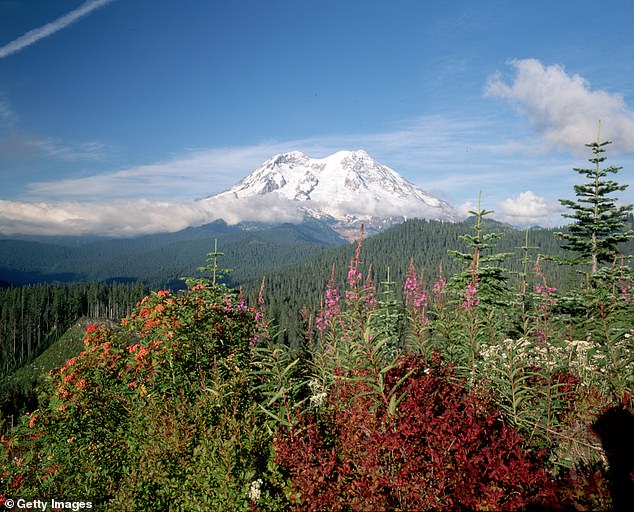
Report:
558,124,633,273
448,191,513,305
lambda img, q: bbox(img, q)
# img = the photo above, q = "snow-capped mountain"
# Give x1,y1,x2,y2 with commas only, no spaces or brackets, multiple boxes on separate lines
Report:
202,150,458,237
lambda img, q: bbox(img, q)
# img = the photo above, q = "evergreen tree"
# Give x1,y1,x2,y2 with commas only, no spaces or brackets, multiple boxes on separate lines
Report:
448,192,513,305
558,125,633,273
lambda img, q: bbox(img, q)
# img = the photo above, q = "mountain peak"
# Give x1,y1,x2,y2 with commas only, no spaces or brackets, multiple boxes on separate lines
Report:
205,150,458,235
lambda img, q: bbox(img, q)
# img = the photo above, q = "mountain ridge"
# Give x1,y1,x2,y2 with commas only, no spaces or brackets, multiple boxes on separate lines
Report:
203,150,458,237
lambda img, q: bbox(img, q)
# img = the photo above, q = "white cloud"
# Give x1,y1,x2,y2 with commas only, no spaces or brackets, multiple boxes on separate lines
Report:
0,0,117,59
0,195,308,237
23,115,500,201
486,58,634,152
25,144,295,200
0,94,16,124
0,199,212,236
495,191,562,227
455,201,475,220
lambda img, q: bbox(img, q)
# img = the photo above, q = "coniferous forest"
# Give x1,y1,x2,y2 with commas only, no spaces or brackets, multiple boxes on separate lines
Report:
1,138,633,510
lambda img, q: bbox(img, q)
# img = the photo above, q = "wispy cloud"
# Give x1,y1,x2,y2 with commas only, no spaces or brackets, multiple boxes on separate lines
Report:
0,0,117,59
486,58,634,152
0,131,106,166
23,115,502,201
25,144,294,200
0,94,16,124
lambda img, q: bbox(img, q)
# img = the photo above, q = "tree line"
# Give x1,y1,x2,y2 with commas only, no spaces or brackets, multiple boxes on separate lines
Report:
0,281,147,379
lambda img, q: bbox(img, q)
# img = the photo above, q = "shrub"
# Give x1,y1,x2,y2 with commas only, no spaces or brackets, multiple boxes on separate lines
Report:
274,353,558,511
0,285,284,511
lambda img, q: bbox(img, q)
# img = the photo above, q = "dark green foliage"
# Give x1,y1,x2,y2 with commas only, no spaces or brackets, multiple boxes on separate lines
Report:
447,192,514,305
0,219,345,288
558,131,633,272
0,281,147,378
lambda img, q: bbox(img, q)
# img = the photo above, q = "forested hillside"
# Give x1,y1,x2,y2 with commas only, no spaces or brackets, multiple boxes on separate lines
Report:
244,216,634,347
0,282,147,378
3,214,632,391
0,218,345,287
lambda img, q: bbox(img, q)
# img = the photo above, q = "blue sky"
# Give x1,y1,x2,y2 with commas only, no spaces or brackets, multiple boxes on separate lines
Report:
1,0,633,235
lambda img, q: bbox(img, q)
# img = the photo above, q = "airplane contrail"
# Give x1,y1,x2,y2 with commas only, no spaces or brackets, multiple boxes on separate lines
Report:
0,0,118,59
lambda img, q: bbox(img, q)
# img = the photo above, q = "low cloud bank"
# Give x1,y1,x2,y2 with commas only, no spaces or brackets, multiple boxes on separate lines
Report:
0,196,306,237
0,192,460,237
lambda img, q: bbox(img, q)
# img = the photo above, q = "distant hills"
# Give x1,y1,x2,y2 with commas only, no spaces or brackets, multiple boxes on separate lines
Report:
0,218,346,288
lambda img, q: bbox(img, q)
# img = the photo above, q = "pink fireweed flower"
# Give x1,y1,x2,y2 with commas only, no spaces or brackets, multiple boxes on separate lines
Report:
316,266,341,332
236,289,249,312
535,283,557,296
413,290,428,308
362,273,377,310
345,257,363,304
433,276,447,296
347,263,361,288
620,280,632,303
324,283,340,315
462,280,480,311
404,263,428,309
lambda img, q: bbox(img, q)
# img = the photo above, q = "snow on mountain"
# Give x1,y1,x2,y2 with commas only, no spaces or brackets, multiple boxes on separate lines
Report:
201,150,458,236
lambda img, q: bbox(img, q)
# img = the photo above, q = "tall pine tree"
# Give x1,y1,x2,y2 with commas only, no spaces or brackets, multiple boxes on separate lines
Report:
558,124,633,273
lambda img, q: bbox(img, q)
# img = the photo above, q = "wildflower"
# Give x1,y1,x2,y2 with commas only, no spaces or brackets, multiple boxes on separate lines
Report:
462,280,480,311
308,380,328,407
620,280,632,303
249,478,263,502
310,391,328,407
433,276,447,296
192,284,206,291
346,260,362,289
157,289,170,298
405,267,428,311
316,265,341,331
236,289,248,312
362,273,377,310
535,283,557,296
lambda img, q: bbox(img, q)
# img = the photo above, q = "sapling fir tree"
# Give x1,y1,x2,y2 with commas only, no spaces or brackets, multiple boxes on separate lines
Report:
448,191,513,305
558,125,633,273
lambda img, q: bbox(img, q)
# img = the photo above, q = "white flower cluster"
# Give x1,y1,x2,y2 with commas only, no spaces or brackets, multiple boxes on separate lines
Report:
248,478,263,502
479,337,546,373
480,330,634,389
308,379,328,408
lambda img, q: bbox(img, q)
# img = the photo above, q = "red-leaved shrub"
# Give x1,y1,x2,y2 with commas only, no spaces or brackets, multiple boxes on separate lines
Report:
274,353,559,511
